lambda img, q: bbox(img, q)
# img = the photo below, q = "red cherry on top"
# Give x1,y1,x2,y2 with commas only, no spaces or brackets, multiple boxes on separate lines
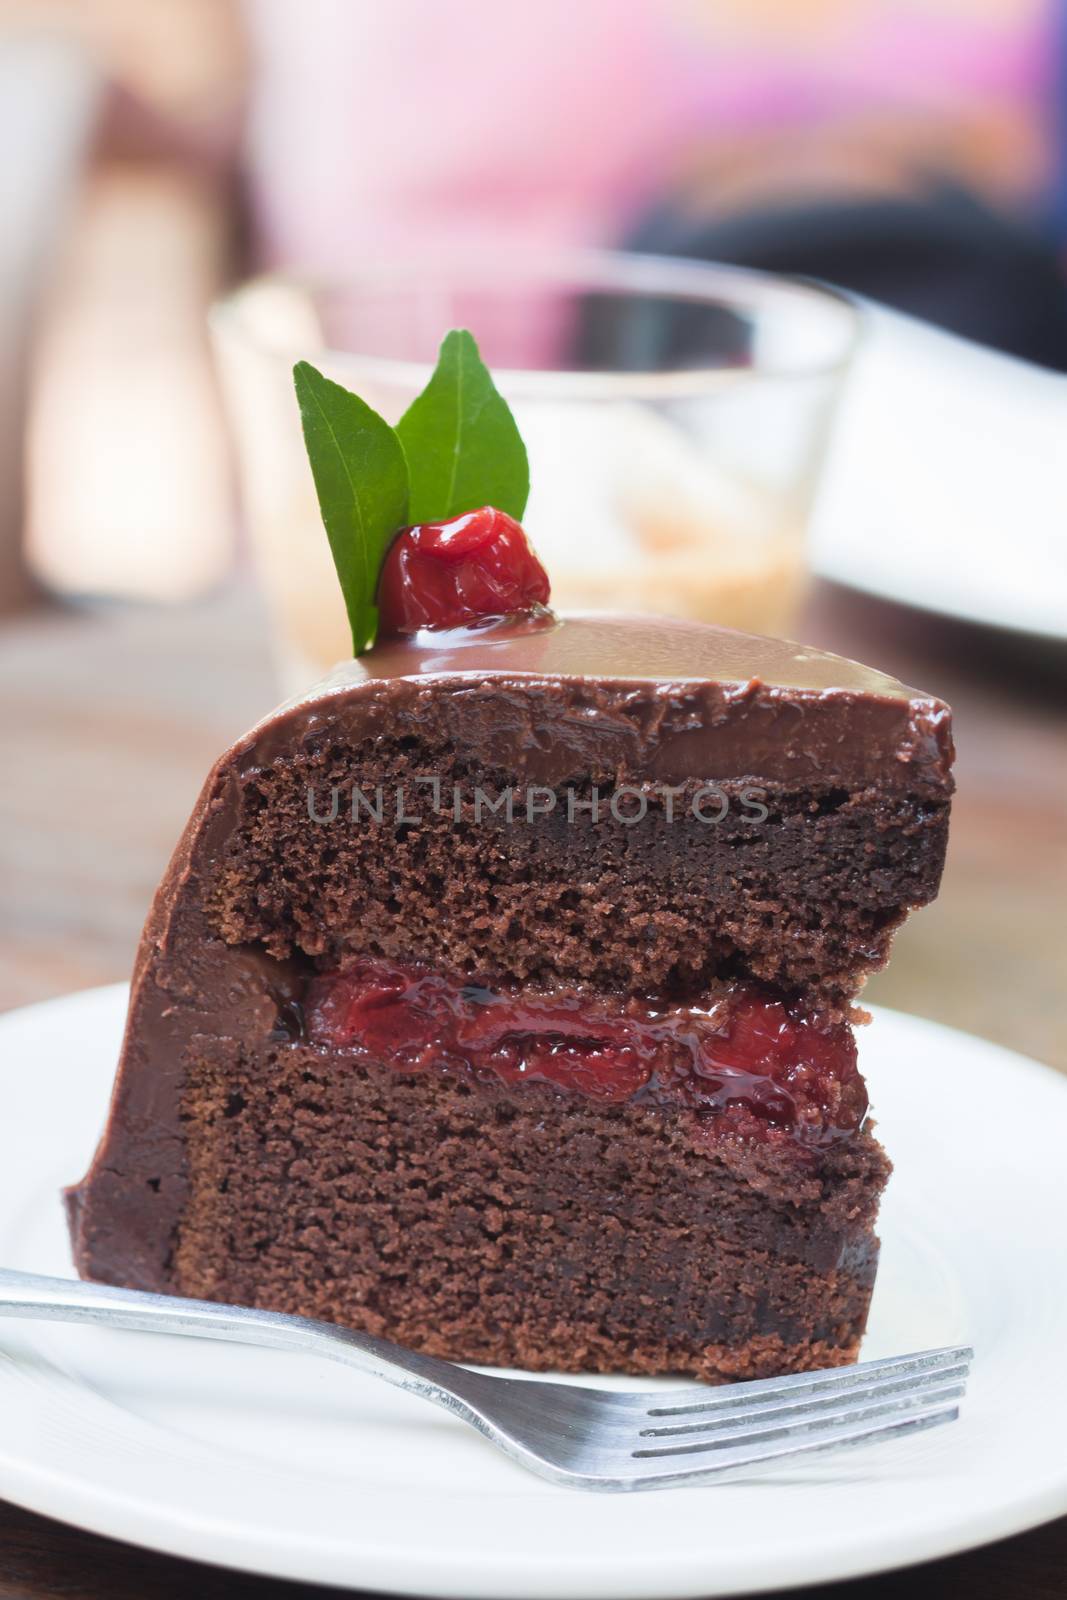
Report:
377,506,550,635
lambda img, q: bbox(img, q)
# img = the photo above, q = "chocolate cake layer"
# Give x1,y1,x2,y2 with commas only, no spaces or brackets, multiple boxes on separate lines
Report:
67,614,952,1378
84,1030,890,1382
210,741,948,1006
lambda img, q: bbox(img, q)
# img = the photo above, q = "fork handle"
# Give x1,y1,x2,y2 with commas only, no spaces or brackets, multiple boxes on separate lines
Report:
0,1267,493,1413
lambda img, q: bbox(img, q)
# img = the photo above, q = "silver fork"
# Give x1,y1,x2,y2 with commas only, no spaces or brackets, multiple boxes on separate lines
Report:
0,1268,971,1492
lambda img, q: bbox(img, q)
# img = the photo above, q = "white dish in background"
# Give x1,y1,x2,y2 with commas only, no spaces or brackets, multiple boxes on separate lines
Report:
0,984,1065,1597
812,305,1067,642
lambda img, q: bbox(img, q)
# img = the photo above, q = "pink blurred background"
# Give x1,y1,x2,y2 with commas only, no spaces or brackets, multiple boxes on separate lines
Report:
3,0,1063,606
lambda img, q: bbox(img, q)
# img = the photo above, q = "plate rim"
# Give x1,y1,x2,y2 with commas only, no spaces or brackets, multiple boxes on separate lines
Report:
0,1447,1065,1600
809,556,1067,646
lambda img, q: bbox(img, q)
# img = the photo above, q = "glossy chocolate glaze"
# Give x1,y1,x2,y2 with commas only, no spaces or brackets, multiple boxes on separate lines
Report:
244,612,954,792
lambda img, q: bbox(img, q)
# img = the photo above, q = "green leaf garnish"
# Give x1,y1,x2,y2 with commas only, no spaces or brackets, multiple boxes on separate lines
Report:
396,329,529,523
293,360,409,654
294,330,531,655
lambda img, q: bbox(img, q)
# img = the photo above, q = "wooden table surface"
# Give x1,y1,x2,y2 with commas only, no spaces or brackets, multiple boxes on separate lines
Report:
1,580,1065,1599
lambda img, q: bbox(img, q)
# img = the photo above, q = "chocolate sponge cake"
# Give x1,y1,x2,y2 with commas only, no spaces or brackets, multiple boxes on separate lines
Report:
67,612,952,1381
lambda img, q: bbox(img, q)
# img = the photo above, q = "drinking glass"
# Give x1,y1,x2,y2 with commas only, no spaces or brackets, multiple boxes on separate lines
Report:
211,250,859,692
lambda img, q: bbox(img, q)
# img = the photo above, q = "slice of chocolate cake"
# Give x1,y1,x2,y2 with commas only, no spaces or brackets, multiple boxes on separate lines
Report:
66,333,954,1382
67,611,952,1380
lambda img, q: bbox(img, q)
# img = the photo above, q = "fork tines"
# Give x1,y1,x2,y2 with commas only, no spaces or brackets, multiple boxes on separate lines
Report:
619,1345,972,1484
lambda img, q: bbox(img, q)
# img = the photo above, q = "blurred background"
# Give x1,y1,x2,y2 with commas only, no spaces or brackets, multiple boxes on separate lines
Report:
0,0,1064,1066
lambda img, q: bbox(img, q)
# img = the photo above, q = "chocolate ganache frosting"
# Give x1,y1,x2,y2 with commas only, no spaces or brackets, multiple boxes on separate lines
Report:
244,612,954,793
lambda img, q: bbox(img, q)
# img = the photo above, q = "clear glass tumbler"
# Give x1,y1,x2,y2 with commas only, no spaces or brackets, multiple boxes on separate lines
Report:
211,250,858,693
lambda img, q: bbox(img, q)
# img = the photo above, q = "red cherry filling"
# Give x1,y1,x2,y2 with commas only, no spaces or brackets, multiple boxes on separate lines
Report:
304,960,866,1150
376,506,550,634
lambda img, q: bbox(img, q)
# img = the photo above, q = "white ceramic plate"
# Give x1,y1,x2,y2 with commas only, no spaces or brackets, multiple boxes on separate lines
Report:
0,984,1065,1597
811,306,1067,642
